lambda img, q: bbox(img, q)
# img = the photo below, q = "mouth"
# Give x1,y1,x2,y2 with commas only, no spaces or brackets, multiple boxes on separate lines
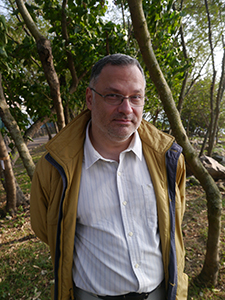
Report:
113,119,133,125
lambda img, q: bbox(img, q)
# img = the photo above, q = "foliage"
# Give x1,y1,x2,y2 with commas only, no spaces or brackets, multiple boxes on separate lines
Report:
178,0,225,138
1,0,225,138
144,0,188,92
1,0,136,129
0,15,9,73
181,77,212,136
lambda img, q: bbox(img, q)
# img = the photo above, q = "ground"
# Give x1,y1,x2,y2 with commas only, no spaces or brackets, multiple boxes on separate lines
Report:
183,180,225,299
0,143,225,299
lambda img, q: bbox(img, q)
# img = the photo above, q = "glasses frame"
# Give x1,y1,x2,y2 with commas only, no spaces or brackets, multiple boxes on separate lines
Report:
90,88,145,107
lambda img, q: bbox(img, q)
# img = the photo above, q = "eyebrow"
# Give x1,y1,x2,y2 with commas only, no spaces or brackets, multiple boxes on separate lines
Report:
104,87,144,94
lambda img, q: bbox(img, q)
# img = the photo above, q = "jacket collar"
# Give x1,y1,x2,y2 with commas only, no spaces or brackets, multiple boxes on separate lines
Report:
45,109,175,167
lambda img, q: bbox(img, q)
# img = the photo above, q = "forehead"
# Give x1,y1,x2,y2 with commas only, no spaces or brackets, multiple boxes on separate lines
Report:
96,64,145,90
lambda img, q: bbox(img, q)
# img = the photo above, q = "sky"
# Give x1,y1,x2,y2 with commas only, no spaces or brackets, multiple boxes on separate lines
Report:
0,0,7,15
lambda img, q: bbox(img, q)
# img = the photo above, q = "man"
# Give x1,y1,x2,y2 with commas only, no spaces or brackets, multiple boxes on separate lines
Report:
30,54,188,300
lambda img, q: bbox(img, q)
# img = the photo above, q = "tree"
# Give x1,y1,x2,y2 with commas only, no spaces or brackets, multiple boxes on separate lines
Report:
177,0,225,154
204,0,225,156
127,0,222,287
0,73,35,180
15,0,65,131
0,130,16,214
181,77,211,137
0,0,139,213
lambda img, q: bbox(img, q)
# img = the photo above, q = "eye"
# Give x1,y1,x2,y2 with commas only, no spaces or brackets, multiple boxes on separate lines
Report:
106,93,121,99
130,95,142,100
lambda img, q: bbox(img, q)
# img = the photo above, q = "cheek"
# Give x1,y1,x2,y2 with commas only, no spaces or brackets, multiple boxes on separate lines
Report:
92,104,112,123
135,109,143,122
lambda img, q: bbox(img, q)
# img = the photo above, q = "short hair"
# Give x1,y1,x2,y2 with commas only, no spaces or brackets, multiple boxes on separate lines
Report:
89,53,145,87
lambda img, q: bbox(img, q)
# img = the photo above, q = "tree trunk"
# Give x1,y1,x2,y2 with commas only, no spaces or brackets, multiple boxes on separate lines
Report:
199,130,209,157
209,38,225,156
62,0,79,94
0,162,29,208
24,114,51,144
205,0,217,157
44,123,52,140
128,0,222,287
0,131,16,215
15,0,65,131
0,74,35,180
36,38,65,131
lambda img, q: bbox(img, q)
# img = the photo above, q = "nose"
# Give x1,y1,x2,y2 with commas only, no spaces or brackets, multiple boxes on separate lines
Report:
117,97,133,114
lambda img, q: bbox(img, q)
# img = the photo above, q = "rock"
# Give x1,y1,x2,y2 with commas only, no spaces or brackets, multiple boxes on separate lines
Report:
216,181,225,192
186,176,200,186
200,155,225,180
212,153,225,166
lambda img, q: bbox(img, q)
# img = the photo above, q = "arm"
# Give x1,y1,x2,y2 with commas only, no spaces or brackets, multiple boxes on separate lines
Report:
30,155,50,244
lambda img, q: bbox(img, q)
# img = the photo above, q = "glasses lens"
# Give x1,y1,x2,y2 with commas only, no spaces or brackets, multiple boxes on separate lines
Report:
105,94,123,105
130,96,145,106
104,93,145,107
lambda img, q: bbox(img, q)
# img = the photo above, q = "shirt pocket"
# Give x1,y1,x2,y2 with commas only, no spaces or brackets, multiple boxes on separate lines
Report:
141,182,158,229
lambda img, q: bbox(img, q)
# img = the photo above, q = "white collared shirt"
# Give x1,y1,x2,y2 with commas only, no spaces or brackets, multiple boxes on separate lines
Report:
73,122,164,295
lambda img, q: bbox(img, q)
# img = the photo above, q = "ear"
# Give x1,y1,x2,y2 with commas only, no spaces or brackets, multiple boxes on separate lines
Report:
86,87,93,110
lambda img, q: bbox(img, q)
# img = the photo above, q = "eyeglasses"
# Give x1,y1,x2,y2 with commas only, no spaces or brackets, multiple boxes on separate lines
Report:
90,88,145,107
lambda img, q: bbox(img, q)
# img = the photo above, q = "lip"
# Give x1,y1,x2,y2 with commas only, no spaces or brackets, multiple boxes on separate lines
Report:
113,119,132,124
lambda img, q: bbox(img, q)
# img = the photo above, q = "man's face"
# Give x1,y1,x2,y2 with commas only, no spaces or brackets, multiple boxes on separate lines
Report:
86,64,145,146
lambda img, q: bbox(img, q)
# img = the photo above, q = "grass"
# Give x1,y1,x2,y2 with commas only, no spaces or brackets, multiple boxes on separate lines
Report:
0,142,225,299
184,184,225,299
0,207,54,299
0,144,53,300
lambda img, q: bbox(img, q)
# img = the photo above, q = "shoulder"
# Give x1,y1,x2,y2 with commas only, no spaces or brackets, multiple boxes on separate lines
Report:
138,119,175,154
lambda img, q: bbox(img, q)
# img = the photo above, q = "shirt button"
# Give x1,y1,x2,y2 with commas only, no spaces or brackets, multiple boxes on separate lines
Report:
135,263,139,268
122,201,127,206
118,171,122,176
128,232,133,237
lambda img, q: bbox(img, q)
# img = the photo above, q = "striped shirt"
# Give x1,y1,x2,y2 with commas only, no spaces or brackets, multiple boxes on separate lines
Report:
73,122,164,295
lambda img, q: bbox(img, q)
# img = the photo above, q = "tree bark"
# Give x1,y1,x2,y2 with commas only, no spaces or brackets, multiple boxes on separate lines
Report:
128,0,222,287
44,122,52,140
23,107,55,143
0,131,16,215
62,0,79,94
0,74,35,180
209,38,225,156
15,0,65,131
205,0,217,157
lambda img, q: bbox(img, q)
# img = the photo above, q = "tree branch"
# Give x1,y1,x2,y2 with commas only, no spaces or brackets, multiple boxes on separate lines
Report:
15,0,44,41
62,0,79,94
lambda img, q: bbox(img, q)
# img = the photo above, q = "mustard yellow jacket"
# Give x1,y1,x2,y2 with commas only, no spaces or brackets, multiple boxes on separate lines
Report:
30,109,188,300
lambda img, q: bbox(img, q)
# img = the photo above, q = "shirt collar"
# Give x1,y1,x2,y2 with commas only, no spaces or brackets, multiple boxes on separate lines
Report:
84,121,143,169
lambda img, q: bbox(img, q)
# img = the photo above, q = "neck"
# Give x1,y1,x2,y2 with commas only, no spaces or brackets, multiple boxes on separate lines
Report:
89,128,133,162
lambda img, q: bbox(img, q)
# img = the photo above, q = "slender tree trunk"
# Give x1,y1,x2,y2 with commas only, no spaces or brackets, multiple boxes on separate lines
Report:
199,130,209,157
128,0,222,287
15,0,65,131
0,74,35,180
0,131,16,215
62,0,79,94
210,38,225,154
205,0,217,157
44,123,52,140
177,2,189,114
0,162,29,208
24,108,55,143
36,38,65,131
